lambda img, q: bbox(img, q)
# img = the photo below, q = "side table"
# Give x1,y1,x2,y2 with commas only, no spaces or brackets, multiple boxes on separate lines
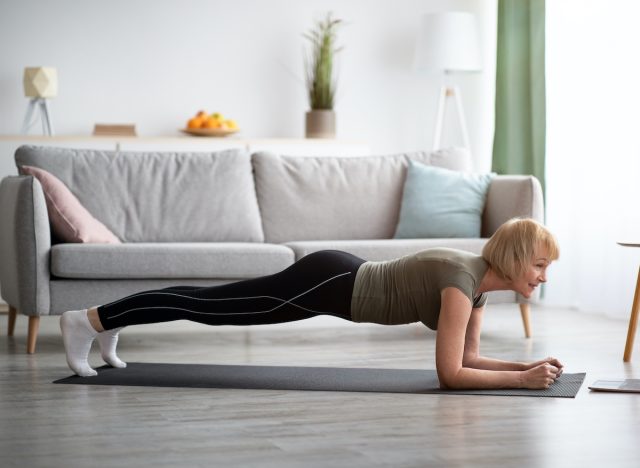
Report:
618,242,640,362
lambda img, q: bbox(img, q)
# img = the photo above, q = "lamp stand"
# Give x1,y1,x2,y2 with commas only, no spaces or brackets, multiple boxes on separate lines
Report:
21,97,54,136
432,85,469,150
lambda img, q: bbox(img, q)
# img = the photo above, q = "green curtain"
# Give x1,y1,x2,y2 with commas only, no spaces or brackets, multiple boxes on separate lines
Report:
492,0,546,196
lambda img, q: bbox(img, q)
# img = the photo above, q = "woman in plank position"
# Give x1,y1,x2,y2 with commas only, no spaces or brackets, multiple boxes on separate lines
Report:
61,217,562,389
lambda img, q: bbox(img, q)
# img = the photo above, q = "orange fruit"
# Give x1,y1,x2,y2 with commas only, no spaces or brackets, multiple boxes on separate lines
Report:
202,117,222,129
187,117,203,129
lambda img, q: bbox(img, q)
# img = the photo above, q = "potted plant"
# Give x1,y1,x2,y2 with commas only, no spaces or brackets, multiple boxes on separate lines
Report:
303,13,343,138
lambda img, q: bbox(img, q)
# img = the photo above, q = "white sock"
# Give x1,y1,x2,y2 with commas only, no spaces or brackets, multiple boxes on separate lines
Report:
60,309,98,377
97,327,127,368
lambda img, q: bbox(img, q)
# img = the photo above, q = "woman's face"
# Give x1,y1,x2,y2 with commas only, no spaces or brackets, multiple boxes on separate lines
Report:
513,247,552,299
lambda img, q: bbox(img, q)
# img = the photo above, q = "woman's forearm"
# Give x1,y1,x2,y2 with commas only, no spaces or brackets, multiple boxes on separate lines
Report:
439,367,524,390
463,355,528,372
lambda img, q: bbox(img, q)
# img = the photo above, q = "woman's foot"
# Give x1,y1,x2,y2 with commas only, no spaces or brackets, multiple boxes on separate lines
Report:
97,327,127,368
60,309,98,377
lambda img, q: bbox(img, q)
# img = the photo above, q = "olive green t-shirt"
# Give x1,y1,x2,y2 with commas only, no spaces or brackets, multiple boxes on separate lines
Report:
350,248,489,330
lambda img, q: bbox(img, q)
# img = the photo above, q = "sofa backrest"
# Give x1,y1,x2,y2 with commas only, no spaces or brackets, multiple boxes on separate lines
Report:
252,148,472,243
15,145,264,243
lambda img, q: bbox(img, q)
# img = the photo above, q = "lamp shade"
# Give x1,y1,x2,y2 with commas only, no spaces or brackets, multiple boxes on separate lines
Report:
414,12,482,73
23,67,58,98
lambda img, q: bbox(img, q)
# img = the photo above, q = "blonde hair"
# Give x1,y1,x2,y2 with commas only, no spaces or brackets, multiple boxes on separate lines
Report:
482,218,559,280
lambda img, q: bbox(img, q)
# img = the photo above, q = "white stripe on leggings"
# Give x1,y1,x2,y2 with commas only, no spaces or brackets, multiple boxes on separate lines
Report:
106,271,352,320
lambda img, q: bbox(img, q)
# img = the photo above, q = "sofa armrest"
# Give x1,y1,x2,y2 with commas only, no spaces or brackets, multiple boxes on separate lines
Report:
481,175,544,238
0,176,51,316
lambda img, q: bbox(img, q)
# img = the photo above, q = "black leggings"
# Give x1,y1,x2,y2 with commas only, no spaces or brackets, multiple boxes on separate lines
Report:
97,250,366,330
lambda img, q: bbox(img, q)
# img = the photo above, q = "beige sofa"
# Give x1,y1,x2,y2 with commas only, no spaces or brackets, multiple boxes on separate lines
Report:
0,145,543,352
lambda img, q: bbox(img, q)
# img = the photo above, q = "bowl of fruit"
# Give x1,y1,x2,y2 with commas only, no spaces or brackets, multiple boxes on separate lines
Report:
181,111,239,137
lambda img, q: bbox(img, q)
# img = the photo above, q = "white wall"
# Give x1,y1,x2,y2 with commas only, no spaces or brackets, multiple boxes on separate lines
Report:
0,0,497,169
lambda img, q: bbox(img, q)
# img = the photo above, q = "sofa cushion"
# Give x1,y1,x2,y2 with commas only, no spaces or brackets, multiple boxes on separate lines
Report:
394,161,494,239
19,165,121,244
51,243,294,279
15,145,264,243
252,148,472,243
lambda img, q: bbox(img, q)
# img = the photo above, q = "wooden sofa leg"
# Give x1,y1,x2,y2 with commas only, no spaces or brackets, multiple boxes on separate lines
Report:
8,306,17,336
27,316,40,354
519,303,532,338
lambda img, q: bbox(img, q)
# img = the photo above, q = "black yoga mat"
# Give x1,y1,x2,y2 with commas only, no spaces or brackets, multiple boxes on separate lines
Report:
54,362,585,397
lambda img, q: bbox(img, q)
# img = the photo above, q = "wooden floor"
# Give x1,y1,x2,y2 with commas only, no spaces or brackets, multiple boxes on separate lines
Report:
1,304,639,468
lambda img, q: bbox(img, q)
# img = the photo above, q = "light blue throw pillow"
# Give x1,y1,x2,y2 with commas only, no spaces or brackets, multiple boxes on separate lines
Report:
394,161,495,238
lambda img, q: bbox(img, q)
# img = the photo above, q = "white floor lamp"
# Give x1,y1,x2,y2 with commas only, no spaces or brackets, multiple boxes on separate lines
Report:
414,12,482,150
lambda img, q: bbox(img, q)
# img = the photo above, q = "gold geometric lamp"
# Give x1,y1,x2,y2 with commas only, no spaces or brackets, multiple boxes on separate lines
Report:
22,67,57,135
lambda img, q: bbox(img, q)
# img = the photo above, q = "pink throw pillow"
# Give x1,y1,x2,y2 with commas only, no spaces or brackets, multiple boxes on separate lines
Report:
20,165,121,244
